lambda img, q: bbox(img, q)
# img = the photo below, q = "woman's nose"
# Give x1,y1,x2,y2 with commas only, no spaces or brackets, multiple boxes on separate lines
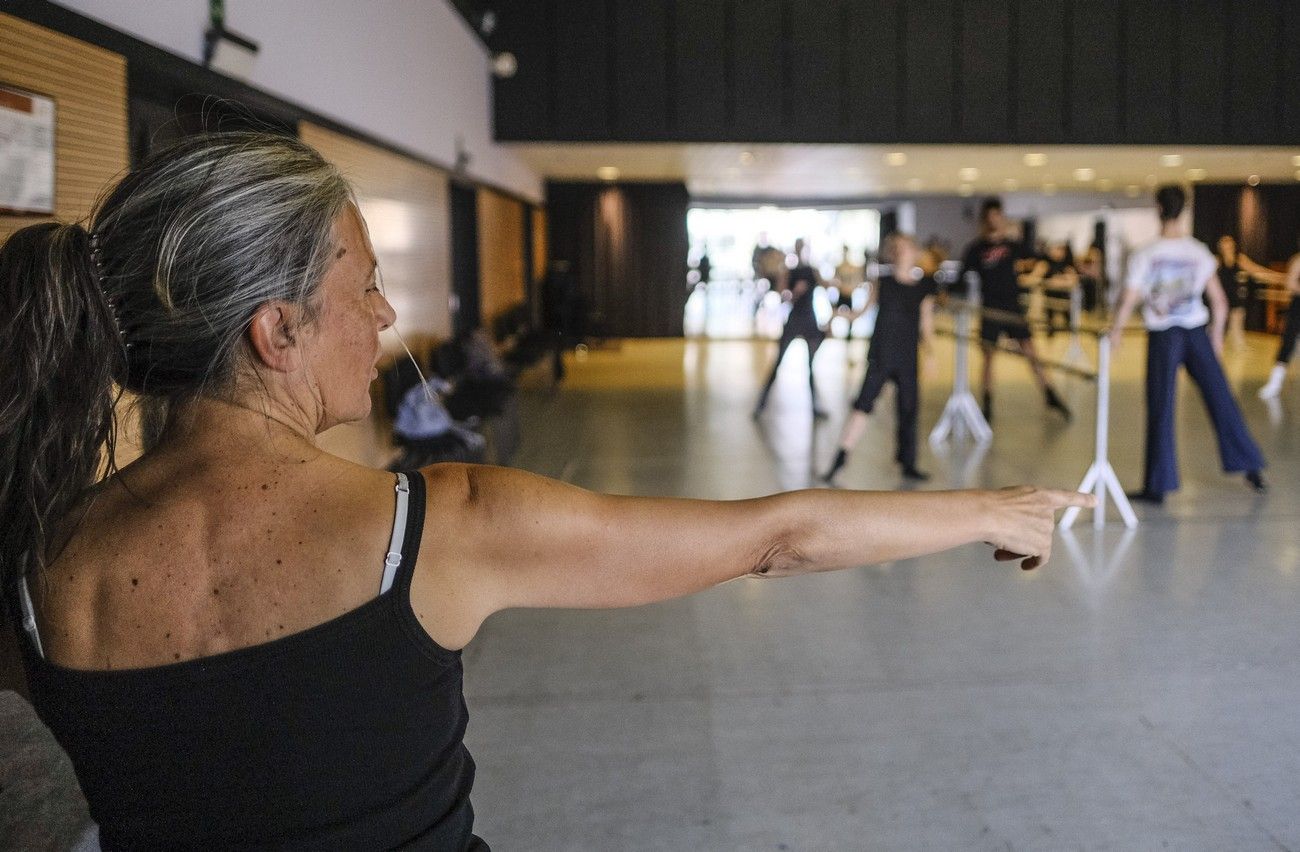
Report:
377,293,397,331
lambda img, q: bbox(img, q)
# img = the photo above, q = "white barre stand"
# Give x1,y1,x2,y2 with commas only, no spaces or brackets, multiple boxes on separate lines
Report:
929,295,992,445
1058,336,1137,530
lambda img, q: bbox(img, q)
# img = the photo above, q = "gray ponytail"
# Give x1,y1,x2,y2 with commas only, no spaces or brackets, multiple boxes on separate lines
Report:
0,132,351,614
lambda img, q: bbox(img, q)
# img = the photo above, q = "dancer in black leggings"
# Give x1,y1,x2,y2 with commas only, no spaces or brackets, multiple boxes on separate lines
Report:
1259,251,1300,399
754,238,827,418
823,233,936,482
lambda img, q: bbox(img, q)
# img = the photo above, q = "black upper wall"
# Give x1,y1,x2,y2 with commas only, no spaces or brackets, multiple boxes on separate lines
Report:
491,0,1300,145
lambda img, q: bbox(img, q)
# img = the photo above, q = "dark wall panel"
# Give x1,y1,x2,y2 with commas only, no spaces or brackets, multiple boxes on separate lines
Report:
1068,2,1121,142
491,0,550,139
902,0,957,139
491,0,1295,145
613,1,670,137
1123,0,1176,142
788,1,842,136
959,0,1011,141
731,0,784,139
1013,0,1067,141
674,0,728,140
552,0,609,138
844,0,900,140
1177,0,1227,142
1228,0,1281,141
545,181,689,337
1285,2,1300,140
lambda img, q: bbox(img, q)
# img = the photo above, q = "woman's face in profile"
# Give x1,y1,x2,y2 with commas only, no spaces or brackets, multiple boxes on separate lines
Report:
301,205,396,430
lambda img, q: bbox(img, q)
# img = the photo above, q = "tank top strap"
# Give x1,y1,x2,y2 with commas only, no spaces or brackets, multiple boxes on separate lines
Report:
379,470,427,596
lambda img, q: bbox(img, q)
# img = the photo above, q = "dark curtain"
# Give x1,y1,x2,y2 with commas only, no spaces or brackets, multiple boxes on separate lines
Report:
545,181,689,338
1193,184,1300,264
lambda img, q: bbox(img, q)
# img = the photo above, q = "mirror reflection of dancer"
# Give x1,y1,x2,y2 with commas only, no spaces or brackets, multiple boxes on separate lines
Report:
754,238,828,418
958,197,1071,423
1258,248,1300,399
1108,186,1266,504
823,233,935,482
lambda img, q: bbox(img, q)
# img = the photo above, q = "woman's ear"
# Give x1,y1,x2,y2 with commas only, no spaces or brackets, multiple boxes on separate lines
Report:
247,301,306,373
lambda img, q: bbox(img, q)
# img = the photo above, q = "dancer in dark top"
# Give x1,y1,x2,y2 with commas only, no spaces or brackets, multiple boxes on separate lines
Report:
957,198,1071,423
754,238,828,418
1215,235,1283,349
823,233,936,482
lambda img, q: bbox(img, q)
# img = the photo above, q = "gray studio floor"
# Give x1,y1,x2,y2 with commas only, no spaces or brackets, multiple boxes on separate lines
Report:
463,336,1299,851
3,334,1298,851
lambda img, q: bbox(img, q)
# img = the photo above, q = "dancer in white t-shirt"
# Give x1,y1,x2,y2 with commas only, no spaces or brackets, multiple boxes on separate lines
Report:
1108,186,1266,504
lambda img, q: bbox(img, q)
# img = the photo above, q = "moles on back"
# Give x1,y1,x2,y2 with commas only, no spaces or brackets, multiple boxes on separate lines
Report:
37,448,399,672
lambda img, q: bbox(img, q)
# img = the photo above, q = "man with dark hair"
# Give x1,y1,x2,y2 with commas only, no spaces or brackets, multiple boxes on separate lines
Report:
1108,186,1266,503
957,197,1071,422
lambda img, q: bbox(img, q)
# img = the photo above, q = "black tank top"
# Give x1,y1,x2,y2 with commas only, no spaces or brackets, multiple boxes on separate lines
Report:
17,471,487,850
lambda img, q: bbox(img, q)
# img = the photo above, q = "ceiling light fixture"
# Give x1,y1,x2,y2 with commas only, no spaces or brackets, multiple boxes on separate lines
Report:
1248,174,1261,186
958,167,980,182
1293,155,1300,167
1073,168,1095,181
1160,154,1183,167
596,166,620,181
885,152,908,166
1186,168,1207,181
1023,152,1047,167
739,151,755,165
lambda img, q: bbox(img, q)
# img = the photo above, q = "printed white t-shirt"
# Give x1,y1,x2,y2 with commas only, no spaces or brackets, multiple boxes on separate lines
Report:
1125,236,1217,331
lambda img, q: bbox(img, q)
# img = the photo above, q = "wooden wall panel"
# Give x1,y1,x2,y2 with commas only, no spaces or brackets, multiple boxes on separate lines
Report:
476,187,527,329
531,207,548,284
299,122,452,350
0,12,128,242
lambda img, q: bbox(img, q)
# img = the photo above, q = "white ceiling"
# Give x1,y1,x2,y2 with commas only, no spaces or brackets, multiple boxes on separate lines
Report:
506,143,1300,200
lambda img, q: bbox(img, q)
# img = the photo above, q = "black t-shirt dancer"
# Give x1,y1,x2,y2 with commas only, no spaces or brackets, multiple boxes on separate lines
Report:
957,197,1071,423
958,237,1030,343
823,235,937,482
754,244,829,418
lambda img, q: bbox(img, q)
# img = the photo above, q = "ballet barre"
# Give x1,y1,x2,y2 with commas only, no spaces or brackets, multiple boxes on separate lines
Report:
1058,333,1137,530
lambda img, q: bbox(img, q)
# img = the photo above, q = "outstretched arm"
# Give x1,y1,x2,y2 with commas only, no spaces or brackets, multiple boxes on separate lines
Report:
1238,252,1284,285
415,465,1092,647
1285,254,1300,296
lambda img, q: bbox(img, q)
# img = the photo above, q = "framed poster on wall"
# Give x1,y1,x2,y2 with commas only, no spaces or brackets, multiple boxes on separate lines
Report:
0,84,56,215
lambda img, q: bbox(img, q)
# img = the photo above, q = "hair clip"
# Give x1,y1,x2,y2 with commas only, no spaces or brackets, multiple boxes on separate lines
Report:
88,230,131,349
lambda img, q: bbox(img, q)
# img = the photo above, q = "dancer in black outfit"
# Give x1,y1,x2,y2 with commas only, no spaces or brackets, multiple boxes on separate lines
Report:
957,197,1071,423
754,238,828,418
1258,250,1300,399
824,233,935,482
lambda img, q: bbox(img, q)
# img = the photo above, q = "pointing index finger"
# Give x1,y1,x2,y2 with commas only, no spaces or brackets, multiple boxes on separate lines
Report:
1045,489,1098,509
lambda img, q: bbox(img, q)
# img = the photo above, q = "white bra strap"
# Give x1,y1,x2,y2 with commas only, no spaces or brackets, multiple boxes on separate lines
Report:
18,576,44,659
380,472,410,595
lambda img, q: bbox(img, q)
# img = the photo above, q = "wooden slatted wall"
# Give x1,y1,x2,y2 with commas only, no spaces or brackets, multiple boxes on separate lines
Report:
476,187,526,331
0,12,128,242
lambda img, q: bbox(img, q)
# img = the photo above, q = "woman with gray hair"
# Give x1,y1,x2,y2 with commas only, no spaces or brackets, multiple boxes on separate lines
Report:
0,133,1090,849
